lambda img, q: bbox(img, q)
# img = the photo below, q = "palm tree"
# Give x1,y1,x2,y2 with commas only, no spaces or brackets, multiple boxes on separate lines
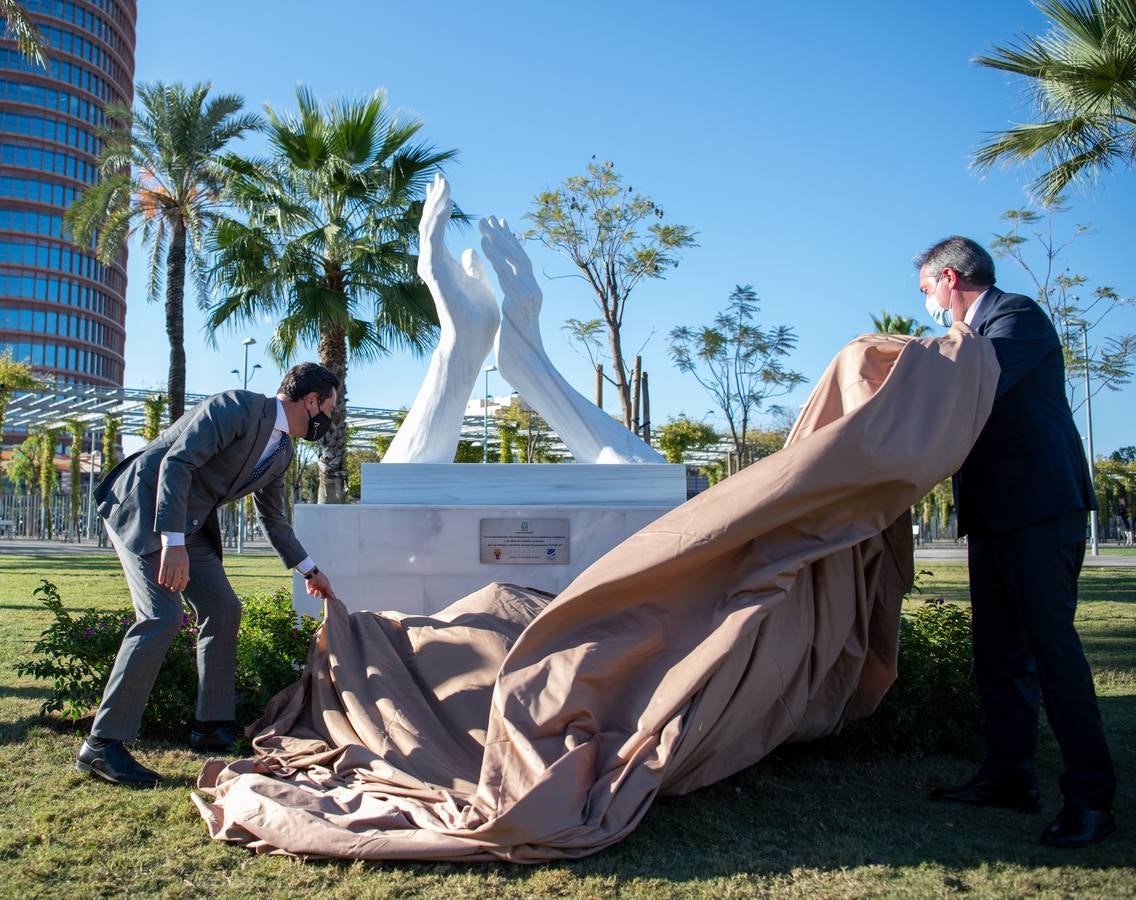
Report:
1,0,47,68
973,0,1136,201
207,86,458,503
870,310,930,336
65,82,260,422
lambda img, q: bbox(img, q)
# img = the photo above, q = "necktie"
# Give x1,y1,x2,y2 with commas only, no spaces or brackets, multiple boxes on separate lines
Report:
240,432,290,493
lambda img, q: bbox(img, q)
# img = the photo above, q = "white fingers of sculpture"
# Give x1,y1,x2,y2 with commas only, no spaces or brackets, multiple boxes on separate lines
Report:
382,174,501,464
478,215,663,464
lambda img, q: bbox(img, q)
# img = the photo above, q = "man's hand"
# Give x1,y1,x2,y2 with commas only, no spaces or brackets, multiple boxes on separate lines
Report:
305,569,335,601
158,545,190,592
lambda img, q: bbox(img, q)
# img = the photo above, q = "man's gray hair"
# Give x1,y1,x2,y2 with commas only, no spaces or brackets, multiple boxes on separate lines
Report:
914,236,996,286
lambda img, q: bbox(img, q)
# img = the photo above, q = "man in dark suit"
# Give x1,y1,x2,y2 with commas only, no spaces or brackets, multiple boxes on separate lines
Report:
76,363,339,787
916,236,1115,848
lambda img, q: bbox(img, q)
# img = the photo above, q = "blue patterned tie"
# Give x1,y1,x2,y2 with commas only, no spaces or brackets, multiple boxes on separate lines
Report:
240,432,290,492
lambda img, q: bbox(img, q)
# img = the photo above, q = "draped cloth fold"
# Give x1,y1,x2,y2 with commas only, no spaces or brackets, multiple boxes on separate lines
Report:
193,327,1000,862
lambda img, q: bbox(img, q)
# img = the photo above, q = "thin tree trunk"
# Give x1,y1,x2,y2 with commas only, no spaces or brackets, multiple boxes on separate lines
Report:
165,219,188,423
631,355,642,436
641,371,651,445
594,364,603,408
318,327,348,504
607,324,632,428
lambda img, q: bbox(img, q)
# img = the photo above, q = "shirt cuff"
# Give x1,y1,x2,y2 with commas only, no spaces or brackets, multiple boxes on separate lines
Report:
161,532,185,547
294,556,316,575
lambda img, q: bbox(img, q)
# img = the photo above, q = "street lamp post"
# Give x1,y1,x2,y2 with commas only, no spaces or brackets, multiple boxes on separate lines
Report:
237,338,259,553
483,364,497,463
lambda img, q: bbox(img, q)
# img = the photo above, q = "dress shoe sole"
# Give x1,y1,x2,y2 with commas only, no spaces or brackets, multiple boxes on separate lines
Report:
75,758,158,788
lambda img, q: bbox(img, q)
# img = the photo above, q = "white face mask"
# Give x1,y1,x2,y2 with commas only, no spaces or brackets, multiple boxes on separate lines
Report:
925,292,953,327
924,275,953,327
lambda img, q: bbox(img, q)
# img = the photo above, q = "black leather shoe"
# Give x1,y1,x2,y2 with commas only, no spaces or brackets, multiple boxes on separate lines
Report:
189,722,239,754
1040,805,1116,848
929,774,1040,812
75,739,160,787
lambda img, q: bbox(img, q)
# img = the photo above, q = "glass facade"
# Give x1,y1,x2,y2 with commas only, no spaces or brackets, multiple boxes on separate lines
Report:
0,0,135,390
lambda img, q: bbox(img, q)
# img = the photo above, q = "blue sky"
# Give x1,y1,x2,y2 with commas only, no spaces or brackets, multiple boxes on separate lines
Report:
123,0,1136,454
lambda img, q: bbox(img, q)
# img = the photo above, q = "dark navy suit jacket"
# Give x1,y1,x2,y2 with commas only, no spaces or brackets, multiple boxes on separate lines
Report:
954,287,1096,536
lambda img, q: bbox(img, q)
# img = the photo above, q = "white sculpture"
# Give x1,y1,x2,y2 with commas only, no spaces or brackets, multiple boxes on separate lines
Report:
384,175,664,465
382,176,500,463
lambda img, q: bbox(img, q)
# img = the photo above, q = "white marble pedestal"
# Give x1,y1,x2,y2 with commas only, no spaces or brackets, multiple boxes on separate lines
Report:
291,464,686,618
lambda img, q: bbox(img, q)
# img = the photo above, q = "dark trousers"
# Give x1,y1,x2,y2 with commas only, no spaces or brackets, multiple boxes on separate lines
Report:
92,527,242,741
968,512,1115,809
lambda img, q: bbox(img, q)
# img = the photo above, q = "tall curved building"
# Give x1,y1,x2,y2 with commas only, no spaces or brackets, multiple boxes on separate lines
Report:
0,0,135,389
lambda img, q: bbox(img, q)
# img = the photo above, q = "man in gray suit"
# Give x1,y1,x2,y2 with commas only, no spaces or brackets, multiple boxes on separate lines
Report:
76,363,339,786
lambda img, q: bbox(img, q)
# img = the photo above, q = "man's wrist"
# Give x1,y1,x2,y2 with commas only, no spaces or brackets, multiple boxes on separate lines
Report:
303,565,320,581
295,556,315,576
161,532,185,548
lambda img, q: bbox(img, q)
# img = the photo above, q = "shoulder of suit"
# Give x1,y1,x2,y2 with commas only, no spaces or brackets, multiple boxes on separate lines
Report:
209,389,273,411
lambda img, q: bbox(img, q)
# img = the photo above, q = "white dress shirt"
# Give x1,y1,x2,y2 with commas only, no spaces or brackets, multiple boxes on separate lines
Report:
161,397,315,575
964,289,989,328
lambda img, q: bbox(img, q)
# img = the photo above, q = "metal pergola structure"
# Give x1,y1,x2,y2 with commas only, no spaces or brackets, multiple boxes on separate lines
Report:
3,384,739,465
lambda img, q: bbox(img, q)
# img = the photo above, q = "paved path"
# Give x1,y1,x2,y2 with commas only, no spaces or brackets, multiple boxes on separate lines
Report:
2,539,1133,566
915,545,1136,567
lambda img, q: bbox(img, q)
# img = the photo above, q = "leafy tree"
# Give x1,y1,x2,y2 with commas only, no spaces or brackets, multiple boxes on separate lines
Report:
870,310,929,336
495,395,552,463
990,202,1134,411
65,82,260,423
141,393,167,441
669,285,805,463
0,0,46,67
655,415,720,464
1111,445,1136,462
208,86,456,503
5,432,39,492
973,0,1136,201
0,350,42,440
524,160,696,428
65,419,85,540
497,424,515,463
101,414,121,473
453,440,482,463
36,427,59,538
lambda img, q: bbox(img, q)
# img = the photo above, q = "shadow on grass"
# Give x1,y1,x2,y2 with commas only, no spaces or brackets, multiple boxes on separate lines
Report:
1080,570,1136,604
1081,626,1136,673
0,684,50,700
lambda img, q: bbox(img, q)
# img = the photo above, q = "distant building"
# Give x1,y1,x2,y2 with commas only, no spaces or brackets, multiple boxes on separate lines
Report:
0,0,136,394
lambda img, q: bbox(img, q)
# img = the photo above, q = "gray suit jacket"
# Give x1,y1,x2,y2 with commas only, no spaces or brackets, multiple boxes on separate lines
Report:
95,390,306,566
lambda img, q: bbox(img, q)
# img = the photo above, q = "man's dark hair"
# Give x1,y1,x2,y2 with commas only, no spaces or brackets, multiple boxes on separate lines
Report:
277,363,340,402
914,236,996,286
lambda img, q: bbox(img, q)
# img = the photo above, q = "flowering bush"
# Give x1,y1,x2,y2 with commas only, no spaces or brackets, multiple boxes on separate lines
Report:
15,579,319,739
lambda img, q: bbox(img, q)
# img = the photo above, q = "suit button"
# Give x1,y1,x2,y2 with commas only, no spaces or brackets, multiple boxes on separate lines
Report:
192,519,198,525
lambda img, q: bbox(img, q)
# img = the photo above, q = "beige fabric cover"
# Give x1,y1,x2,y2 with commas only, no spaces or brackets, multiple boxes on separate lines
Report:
194,327,999,861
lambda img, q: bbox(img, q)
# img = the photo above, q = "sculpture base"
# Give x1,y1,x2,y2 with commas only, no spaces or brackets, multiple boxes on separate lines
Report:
292,464,685,617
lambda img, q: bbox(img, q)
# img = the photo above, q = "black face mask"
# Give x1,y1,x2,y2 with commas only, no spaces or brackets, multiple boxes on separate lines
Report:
305,408,332,442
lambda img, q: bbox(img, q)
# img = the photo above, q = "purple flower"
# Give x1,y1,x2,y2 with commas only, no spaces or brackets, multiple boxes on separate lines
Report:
83,628,92,637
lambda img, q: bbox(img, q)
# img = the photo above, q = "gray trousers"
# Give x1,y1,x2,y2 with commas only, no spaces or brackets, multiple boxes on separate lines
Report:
91,527,242,740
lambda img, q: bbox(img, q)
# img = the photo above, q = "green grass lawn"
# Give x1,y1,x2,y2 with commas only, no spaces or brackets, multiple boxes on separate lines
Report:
1,553,1133,898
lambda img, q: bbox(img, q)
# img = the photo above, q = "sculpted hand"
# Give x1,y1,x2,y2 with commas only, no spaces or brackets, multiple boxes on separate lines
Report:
478,216,542,331
158,545,190,592
417,174,499,343
305,569,336,601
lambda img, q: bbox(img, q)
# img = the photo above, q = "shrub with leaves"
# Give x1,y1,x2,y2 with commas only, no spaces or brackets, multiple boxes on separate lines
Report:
16,579,319,739
854,598,983,758
234,586,321,723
